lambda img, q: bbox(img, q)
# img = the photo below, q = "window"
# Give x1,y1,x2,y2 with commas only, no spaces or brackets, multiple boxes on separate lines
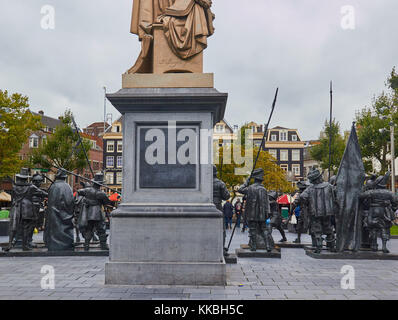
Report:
90,140,97,149
215,125,224,133
291,134,298,141
117,156,123,168
280,164,288,172
106,156,114,168
271,134,277,141
107,141,114,152
280,150,288,161
29,135,39,148
116,172,122,185
292,164,301,176
106,172,114,185
292,150,300,161
280,131,288,141
117,140,123,152
268,149,277,159
93,161,99,171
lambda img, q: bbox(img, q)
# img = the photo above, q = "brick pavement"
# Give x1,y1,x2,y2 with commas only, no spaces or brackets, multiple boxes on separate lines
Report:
0,228,397,300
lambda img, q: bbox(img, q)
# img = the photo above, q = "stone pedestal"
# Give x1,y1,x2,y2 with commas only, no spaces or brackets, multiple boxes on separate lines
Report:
105,85,227,285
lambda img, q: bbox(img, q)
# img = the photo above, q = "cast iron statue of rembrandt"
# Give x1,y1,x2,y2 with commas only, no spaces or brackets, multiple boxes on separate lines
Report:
238,168,273,252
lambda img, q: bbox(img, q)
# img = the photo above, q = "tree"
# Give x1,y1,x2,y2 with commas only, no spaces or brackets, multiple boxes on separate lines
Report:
215,130,295,199
310,119,346,174
0,90,42,180
30,110,91,173
356,67,398,174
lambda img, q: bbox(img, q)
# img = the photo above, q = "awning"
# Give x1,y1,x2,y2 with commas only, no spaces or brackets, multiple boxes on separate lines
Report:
277,194,293,205
0,191,11,202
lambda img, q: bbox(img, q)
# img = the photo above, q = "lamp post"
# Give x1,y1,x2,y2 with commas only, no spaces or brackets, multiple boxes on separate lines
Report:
391,120,395,194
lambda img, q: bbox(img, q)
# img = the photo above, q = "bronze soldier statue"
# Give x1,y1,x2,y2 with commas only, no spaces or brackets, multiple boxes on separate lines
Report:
29,174,48,248
238,168,273,252
360,172,397,253
77,173,111,251
5,168,47,251
293,181,312,245
268,191,287,243
45,168,75,251
300,168,336,254
212,165,230,256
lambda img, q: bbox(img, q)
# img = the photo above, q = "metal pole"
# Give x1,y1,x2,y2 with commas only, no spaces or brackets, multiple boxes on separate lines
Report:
103,86,107,135
391,121,395,194
328,81,333,182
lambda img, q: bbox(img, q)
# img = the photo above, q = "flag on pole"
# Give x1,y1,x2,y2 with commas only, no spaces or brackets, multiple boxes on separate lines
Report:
335,123,366,252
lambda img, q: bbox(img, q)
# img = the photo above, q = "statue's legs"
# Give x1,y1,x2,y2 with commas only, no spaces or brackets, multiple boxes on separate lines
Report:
248,222,257,251
294,217,303,243
82,221,94,251
273,223,287,242
323,216,336,252
22,219,34,251
312,217,323,253
260,222,272,252
94,220,109,251
369,228,378,252
381,227,390,254
4,229,17,252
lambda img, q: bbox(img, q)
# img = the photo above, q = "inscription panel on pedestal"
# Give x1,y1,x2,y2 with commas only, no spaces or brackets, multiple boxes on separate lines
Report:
137,124,199,189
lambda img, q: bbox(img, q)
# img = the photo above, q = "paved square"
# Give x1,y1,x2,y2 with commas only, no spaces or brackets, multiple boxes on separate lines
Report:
0,229,397,300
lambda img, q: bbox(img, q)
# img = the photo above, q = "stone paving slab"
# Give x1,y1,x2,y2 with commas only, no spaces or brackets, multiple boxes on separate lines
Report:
0,229,397,300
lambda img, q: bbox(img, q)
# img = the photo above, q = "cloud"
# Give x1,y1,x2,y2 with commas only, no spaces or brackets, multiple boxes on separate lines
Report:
0,0,397,140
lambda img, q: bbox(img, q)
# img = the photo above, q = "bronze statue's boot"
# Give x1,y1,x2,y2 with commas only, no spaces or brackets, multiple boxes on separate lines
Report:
314,237,322,254
311,235,317,248
84,240,90,252
293,233,301,244
22,235,31,252
382,240,390,254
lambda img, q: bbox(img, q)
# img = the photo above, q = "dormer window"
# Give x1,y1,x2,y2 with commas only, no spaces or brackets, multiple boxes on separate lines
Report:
280,131,288,141
271,134,277,141
292,134,298,141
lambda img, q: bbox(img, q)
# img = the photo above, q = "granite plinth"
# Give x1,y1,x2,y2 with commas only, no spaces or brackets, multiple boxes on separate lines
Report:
122,73,214,88
0,248,109,257
224,254,238,264
236,248,281,259
277,242,312,249
305,248,398,260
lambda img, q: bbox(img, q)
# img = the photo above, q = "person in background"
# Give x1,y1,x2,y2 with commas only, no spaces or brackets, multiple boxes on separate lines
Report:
234,199,242,228
241,199,248,232
223,199,234,230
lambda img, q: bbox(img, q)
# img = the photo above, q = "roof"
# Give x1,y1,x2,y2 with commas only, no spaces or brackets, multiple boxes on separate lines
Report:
32,111,62,129
86,122,111,129
271,126,290,130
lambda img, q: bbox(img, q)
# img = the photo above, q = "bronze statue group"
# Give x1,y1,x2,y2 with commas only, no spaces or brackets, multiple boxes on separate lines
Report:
215,163,396,256
5,168,112,252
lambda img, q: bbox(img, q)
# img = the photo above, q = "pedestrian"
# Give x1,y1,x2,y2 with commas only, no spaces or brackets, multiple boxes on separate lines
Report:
241,199,248,232
223,199,234,230
234,199,242,228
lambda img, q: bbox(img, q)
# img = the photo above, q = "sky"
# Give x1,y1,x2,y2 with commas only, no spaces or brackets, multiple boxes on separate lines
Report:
0,0,397,140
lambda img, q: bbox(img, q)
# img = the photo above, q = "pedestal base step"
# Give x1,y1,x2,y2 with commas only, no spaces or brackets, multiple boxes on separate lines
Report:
305,248,398,260
105,261,226,286
235,248,281,259
276,242,312,249
224,254,237,264
0,247,109,258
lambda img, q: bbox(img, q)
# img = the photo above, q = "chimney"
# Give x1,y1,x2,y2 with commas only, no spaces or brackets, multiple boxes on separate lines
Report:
38,110,44,115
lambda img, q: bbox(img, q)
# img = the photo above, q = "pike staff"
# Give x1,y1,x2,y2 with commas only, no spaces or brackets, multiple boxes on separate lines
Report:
226,88,279,252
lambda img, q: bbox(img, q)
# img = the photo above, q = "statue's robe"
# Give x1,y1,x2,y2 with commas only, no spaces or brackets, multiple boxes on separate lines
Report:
44,180,74,251
130,0,214,72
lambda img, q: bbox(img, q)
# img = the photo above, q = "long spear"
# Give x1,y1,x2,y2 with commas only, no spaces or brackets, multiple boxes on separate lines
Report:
328,81,333,182
226,88,279,252
49,164,121,195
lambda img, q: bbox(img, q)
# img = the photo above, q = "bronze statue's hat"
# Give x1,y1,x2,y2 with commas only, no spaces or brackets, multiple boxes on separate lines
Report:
307,168,322,182
16,168,31,179
32,173,44,182
268,190,278,200
375,172,390,188
297,180,309,190
252,168,264,179
56,168,68,179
